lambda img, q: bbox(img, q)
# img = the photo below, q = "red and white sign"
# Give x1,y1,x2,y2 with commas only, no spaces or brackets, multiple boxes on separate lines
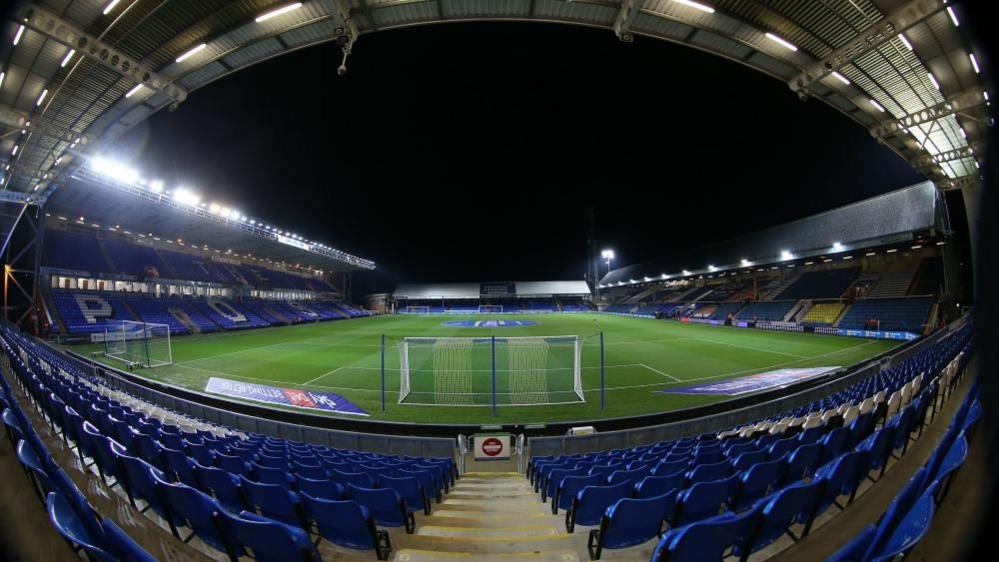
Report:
473,434,513,460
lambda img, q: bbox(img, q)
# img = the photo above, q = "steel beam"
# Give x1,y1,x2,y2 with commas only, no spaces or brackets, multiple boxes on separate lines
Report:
613,0,642,42
911,144,982,169
789,0,946,94
15,3,188,103
869,90,989,139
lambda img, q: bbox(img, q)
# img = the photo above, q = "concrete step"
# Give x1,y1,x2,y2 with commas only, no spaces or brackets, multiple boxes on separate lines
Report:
393,548,581,562
417,524,563,538
397,533,576,554
447,490,538,500
426,511,553,523
440,498,551,513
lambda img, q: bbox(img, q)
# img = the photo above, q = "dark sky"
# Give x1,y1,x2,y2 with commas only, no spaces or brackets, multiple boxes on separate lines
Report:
108,22,923,292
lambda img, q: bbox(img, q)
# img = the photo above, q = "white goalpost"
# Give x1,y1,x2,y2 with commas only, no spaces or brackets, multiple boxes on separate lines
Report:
103,320,173,368
477,304,503,313
404,305,431,314
397,335,583,406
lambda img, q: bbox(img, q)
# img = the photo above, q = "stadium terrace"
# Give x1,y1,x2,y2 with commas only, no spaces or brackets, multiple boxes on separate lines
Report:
0,1,993,562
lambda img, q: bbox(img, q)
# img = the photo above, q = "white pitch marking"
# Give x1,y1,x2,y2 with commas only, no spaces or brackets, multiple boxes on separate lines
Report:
304,366,346,385
639,363,682,382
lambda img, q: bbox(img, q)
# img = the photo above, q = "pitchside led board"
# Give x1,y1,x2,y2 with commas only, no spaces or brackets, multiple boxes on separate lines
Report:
472,434,515,461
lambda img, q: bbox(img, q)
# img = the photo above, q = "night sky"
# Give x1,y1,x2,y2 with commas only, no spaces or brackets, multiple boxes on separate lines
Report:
107,22,924,293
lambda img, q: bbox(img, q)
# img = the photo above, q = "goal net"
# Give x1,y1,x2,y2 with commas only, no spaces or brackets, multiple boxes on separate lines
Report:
103,320,173,368
477,304,503,313
404,305,431,314
397,335,583,406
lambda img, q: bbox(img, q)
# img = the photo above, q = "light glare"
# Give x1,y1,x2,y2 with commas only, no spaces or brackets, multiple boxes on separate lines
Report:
13,25,25,46
764,32,798,52
61,49,75,67
255,3,303,22
125,84,143,98
672,0,715,13
831,71,850,85
103,0,122,15
175,43,207,63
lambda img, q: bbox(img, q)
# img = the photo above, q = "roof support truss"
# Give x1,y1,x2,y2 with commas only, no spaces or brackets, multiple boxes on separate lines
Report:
869,90,990,139
15,3,188,104
790,0,947,94
613,0,642,42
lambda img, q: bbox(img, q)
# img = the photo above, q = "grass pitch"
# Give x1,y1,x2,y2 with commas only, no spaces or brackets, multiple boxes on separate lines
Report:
81,313,899,424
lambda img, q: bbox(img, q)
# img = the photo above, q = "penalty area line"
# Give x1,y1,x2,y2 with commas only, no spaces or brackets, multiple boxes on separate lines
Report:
303,366,346,386
638,363,682,382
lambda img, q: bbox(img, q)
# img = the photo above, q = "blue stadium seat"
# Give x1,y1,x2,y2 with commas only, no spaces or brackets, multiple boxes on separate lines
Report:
685,460,731,485
565,480,633,533
740,479,823,555
381,475,430,515
653,508,759,562
553,473,603,514
300,493,391,560
733,458,784,511
46,491,113,561
634,472,684,499
813,451,868,517
100,518,158,562
783,443,822,485
346,484,414,533
156,479,234,556
215,508,321,562
194,462,246,513
239,475,307,528
673,473,740,526
293,475,343,501
588,491,675,559
866,494,934,561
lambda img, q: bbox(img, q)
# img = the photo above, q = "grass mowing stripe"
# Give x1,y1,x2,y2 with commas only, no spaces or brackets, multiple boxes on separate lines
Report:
74,313,899,424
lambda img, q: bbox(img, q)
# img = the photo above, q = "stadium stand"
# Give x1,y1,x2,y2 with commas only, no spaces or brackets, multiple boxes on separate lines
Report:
867,265,919,298
776,268,860,301
2,292,972,562
530,323,971,559
708,303,744,321
45,290,366,338
734,301,796,322
43,229,111,274
838,298,935,334
909,257,944,296
48,291,137,335
0,325,458,562
799,301,846,327
100,239,169,278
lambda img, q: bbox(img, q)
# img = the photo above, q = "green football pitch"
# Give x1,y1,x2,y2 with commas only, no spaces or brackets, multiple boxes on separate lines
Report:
78,313,900,424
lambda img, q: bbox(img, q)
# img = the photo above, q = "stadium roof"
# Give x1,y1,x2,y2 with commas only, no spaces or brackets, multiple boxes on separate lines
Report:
0,0,990,206
45,168,373,272
599,180,944,286
394,281,590,299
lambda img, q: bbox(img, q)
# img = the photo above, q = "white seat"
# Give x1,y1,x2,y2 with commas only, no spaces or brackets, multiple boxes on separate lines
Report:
886,390,902,417
874,390,887,405
802,416,823,430
900,384,913,406
842,406,861,426
859,397,876,415
769,420,790,435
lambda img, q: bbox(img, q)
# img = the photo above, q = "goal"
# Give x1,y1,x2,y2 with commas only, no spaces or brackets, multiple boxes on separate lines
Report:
103,320,173,368
477,304,503,313
404,305,431,314
397,335,583,406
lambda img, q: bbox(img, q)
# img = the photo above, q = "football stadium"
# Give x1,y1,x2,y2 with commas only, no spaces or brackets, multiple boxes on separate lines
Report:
0,1,994,562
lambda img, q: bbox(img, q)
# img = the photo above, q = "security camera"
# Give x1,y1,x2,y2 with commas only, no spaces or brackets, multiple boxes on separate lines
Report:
337,64,347,76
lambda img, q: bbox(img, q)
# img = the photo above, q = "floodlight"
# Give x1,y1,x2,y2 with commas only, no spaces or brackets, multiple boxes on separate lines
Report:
898,34,913,50
707,265,717,272
601,249,615,260
13,25,25,46
149,180,164,192
175,43,207,63
831,241,844,252
927,73,940,90
740,259,751,267
0,72,5,87
90,157,139,184
946,6,958,26
869,99,886,112
173,187,200,207
61,49,75,67
969,53,980,74
103,0,122,15
780,250,794,261
255,2,303,22
209,203,221,214
682,270,692,276
830,71,850,85
36,89,48,106
672,0,714,13
764,32,797,52
125,84,143,98
11,145,17,156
